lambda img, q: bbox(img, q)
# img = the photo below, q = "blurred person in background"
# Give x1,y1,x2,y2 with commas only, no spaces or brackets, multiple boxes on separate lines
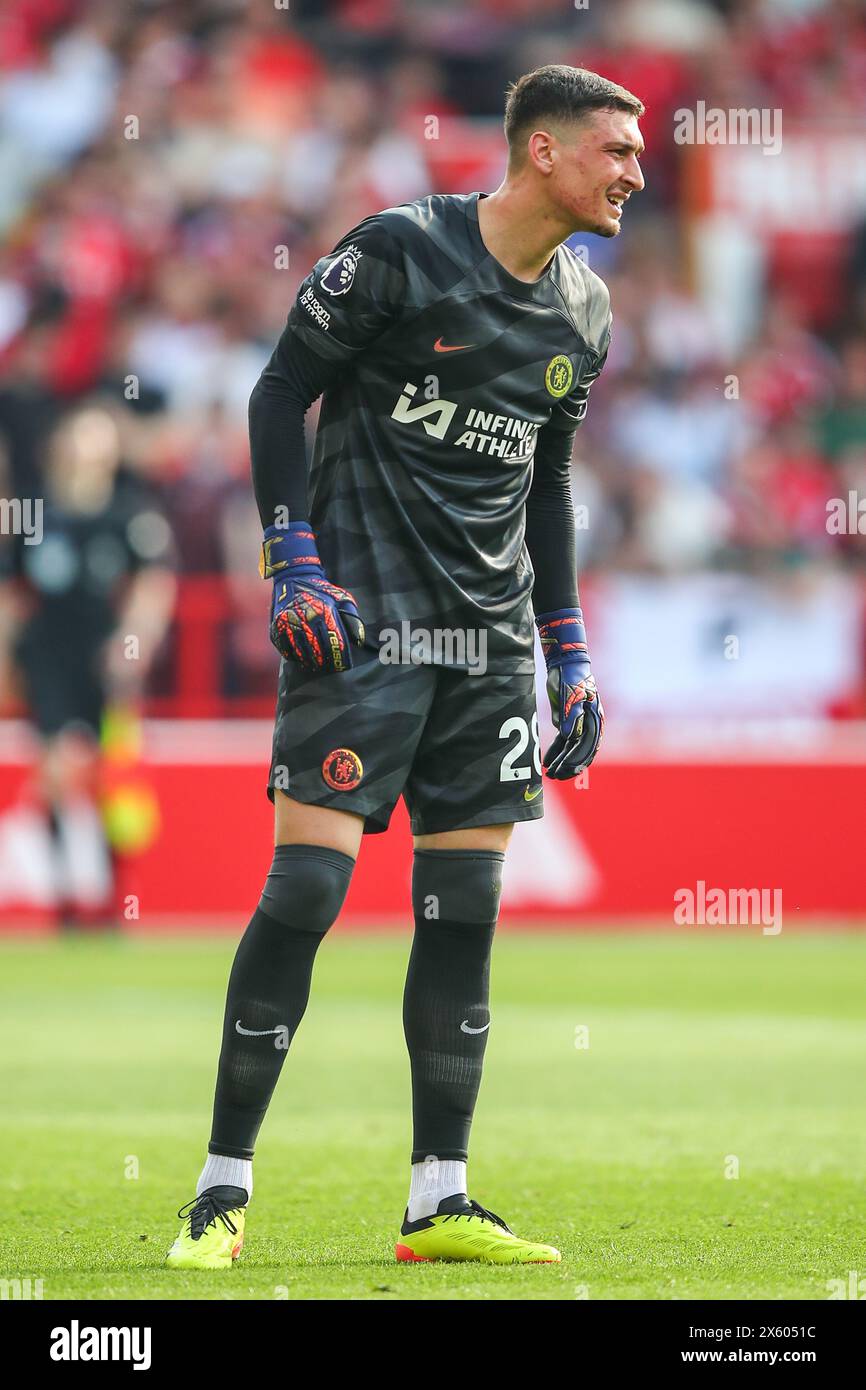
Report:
1,401,175,928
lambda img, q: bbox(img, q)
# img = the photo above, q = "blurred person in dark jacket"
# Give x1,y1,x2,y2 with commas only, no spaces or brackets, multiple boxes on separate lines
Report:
2,402,175,928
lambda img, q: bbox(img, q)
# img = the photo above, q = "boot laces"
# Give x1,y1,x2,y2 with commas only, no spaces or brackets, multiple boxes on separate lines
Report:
444,1200,514,1234
177,1192,239,1242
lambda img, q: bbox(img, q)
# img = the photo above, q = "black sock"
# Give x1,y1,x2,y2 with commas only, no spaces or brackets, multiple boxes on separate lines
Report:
208,844,354,1158
403,848,504,1164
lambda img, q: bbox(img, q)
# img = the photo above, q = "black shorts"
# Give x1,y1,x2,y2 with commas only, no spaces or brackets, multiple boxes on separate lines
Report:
16,633,104,739
268,647,545,835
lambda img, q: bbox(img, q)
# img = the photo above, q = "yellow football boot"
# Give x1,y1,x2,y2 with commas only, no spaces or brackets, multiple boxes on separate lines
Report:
165,1186,247,1270
396,1195,561,1264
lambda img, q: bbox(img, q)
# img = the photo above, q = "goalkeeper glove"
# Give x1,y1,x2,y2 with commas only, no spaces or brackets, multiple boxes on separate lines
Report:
536,607,604,779
260,522,365,674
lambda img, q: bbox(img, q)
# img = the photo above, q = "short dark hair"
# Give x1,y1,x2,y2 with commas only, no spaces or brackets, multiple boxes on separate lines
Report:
504,64,644,160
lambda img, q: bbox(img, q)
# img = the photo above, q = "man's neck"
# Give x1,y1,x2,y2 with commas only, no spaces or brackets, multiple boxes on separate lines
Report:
476,182,572,284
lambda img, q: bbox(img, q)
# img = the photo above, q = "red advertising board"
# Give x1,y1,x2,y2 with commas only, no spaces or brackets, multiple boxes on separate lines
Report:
0,721,864,929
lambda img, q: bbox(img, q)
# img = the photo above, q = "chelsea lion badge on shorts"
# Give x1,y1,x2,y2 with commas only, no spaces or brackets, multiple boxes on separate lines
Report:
322,748,364,790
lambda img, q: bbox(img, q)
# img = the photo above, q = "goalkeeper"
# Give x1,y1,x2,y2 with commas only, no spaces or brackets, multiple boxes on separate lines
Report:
167,63,644,1269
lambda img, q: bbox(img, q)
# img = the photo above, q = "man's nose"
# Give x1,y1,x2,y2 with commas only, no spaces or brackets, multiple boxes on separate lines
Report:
624,155,645,192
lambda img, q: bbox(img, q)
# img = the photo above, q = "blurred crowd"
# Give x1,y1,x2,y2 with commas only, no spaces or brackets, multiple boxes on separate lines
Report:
1,0,866,710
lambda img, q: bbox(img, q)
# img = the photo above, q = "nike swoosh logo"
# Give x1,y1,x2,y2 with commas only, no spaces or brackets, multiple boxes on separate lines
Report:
460,1019,490,1034
523,785,542,801
434,337,475,353
235,1020,283,1037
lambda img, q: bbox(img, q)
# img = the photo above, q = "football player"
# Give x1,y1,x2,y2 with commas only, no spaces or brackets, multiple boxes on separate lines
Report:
168,64,644,1269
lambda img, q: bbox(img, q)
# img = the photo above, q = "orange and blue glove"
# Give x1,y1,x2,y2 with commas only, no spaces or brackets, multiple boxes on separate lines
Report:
536,607,604,779
260,522,365,674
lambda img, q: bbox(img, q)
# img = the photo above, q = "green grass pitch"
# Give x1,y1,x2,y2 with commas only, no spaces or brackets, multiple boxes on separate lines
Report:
1,929,864,1301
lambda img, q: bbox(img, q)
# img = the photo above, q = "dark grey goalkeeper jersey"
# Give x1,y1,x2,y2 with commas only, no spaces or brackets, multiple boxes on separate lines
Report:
286,191,612,674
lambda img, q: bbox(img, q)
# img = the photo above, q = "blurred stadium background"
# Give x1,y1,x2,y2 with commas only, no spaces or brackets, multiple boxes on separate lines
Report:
1,0,865,926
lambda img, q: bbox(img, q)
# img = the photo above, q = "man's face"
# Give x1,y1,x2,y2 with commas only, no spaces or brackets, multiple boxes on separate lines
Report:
548,109,645,236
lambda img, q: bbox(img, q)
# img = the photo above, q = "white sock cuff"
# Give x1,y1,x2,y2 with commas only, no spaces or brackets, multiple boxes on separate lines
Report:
196,1152,253,1202
407,1156,467,1221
